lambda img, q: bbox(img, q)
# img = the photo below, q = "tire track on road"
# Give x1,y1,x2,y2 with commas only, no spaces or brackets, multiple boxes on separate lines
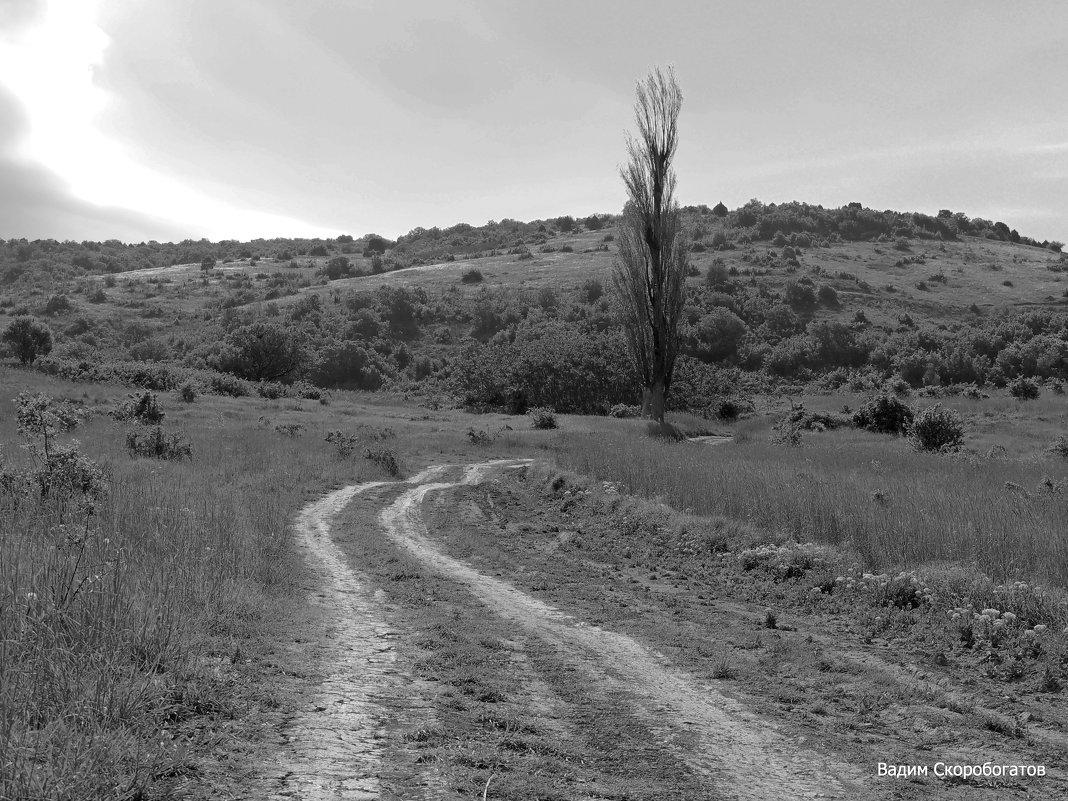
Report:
380,459,876,801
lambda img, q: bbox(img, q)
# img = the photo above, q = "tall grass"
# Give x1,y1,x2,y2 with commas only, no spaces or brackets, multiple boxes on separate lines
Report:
0,386,367,799
553,427,1068,587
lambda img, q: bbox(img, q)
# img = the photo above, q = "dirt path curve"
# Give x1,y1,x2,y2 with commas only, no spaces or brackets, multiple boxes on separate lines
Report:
380,459,875,800
271,472,441,800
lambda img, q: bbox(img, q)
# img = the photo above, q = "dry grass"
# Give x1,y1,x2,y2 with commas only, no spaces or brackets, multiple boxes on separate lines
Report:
0,370,390,799
552,422,1068,587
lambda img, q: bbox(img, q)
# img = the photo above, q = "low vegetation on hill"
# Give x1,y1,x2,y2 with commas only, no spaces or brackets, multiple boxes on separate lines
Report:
2,201,1067,420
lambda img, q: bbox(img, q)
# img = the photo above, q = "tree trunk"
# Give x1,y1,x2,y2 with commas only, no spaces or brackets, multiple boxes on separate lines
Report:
647,378,667,423
641,387,652,417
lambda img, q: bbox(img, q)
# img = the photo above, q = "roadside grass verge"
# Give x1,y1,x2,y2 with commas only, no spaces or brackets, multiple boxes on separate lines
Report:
551,424,1068,587
0,375,402,799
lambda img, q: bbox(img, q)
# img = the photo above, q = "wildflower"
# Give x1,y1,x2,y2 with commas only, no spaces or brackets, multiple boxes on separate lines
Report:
1034,624,1048,634
1001,612,1017,623
25,592,37,602
993,619,1006,629
981,608,1001,619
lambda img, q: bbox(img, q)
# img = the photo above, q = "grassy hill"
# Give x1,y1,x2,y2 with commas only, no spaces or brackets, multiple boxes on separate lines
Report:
2,199,1067,415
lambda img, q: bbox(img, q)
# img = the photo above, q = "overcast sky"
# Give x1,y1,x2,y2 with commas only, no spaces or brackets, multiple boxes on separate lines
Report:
1,0,1065,244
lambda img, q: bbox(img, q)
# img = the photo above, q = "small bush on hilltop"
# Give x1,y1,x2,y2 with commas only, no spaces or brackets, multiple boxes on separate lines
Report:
1009,376,1040,400
461,268,484,284
125,426,193,461
909,404,965,452
853,394,914,435
528,406,558,430
609,404,641,418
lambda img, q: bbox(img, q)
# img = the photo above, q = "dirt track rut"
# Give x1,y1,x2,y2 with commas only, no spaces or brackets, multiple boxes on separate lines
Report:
380,460,872,800
276,460,876,799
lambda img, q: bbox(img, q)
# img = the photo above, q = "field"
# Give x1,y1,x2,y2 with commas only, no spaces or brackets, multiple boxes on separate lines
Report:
3,205,1068,797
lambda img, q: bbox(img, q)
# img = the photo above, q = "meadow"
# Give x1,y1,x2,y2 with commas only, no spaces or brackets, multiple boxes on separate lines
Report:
553,410,1068,587
3,200,1068,796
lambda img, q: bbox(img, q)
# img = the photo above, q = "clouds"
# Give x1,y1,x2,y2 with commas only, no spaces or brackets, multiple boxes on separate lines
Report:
0,1,1065,243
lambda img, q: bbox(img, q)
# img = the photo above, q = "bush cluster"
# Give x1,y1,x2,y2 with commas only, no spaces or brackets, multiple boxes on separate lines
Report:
909,404,965,452
125,426,193,460
528,407,558,430
852,394,914,435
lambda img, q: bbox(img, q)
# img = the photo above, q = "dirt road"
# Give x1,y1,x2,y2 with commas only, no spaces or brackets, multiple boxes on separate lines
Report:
276,460,878,799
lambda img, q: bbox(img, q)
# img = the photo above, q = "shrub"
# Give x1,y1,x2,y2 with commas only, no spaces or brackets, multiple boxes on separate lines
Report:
784,281,817,310
817,285,839,306
579,278,604,304
1008,376,1040,400
293,381,325,400
609,403,641,418
205,372,252,397
2,316,53,364
467,427,494,446
772,422,803,447
1047,435,1068,460
528,406,558,430
852,394,914,435
125,426,193,460
909,404,965,452
712,397,751,421
364,446,400,476
113,392,166,425
13,392,108,507
325,430,360,457
705,259,730,289
43,294,73,315
324,256,355,279
256,381,286,400
461,268,484,284
177,381,198,403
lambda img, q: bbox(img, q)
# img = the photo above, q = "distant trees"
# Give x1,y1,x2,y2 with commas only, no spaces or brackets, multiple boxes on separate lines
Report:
365,236,389,254
324,256,355,279
2,316,53,364
612,67,688,422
